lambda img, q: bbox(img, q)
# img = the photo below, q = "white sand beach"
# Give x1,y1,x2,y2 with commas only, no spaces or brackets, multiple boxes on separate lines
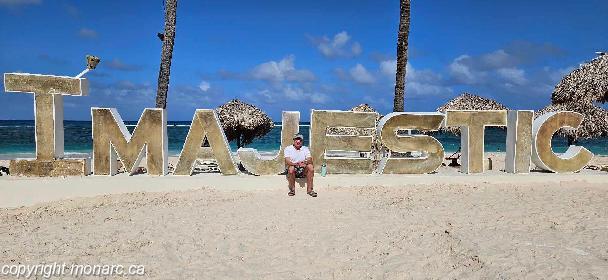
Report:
1,154,608,278
2,0,607,277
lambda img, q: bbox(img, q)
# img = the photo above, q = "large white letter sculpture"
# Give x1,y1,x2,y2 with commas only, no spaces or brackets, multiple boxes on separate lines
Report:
376,112,445,174
237,111,299,175
174,109,238,175
4,73,90,176
92,108,168,176
506,110,533,173
445,110,508,174
532,112,593,173
310,110,378,174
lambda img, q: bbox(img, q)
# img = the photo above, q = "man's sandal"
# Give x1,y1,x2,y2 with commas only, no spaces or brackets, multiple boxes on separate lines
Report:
307,191,317,197
288,190,295,196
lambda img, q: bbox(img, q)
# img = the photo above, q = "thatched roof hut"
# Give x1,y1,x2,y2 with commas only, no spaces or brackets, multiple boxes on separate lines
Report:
437,93,509,134
536,102,608,142
437,93,508,112
216,99,274,148
351,103,377,113
538,53,608,143
552,53,608,105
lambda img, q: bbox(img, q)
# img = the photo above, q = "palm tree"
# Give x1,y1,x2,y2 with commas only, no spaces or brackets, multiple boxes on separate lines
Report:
155,0,178,109
393,0,411,112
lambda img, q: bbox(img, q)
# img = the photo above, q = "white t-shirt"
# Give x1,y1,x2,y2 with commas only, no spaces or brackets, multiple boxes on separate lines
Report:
284,145,311,163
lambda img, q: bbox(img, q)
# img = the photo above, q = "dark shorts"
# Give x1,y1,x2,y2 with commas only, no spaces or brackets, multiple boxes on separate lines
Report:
287,166,306,178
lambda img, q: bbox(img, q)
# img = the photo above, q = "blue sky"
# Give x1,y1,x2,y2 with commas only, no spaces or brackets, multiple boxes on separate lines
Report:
0,0,607,121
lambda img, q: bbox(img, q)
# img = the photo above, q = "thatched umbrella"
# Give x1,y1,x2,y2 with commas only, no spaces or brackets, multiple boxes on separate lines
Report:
216,99,274,148
437,93,509,134
536,102,608,143
351,103,377,113
552,53,608,105
437,92,509,112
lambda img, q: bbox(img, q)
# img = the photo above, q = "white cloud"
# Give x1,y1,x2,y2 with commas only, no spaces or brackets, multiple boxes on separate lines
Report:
379,60,442,84
449,55,481,84
78,28,98,39
90,80,155,104
351,42,362,56
497,67,527,85
447,50,540,89
105,59,142,71
379,60,452,97
254,84,329,105
481,50,511,69
252,58,292,81
312,31,362,58
0,0,40,7
168,84,223,108
283,85,306,101
446,49,532,85
407,82,453,96
349,64,375,84
409,65,444,84
441,45,575,107
282,85,328,104
256,89,276,104
380,60,397,77
199,81,211,92
237,55,325,105
446,49,522,85
333,31,349,46
310,93,329,104
251,55,315,82
361,43,570,109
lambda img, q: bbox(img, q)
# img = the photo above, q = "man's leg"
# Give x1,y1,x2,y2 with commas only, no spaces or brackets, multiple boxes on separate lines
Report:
305,164,314,193
287,166,296,194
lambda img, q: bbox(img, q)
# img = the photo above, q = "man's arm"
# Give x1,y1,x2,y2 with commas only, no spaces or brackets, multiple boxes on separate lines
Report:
285,157,297,167
303,156,313,165
303,147,313,165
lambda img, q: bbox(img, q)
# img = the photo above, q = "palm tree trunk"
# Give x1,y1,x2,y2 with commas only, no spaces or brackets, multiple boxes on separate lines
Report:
155,0,178,109
393,0,411,112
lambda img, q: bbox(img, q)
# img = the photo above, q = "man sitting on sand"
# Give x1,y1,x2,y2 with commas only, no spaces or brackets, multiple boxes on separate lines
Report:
284,134,317,197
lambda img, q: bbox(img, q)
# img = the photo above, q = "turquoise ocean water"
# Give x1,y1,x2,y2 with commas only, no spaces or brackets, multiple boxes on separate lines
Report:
1,120,607,159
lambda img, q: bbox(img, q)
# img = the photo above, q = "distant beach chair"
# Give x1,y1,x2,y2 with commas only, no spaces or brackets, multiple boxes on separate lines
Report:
445,148,461,167
192,159,220,173
0,166,9,176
